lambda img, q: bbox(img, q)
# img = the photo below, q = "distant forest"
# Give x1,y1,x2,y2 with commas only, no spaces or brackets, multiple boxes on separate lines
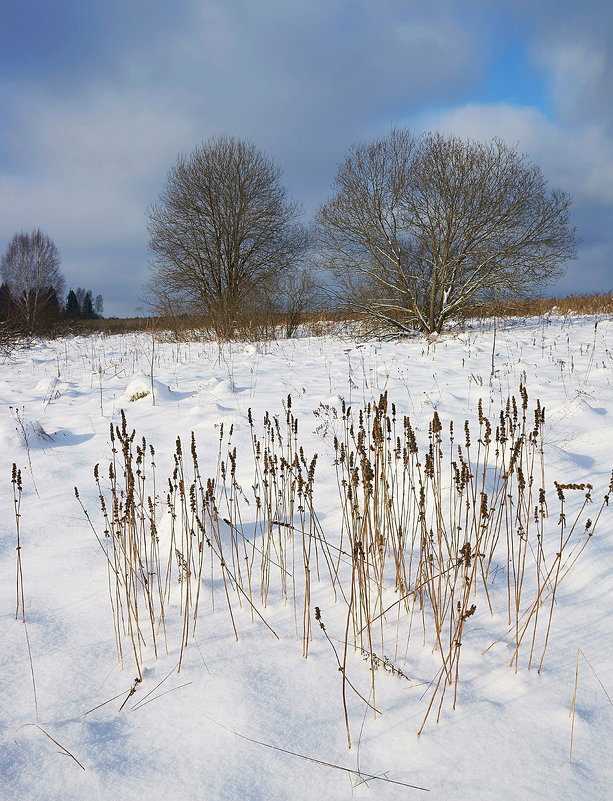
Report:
0,283,103,333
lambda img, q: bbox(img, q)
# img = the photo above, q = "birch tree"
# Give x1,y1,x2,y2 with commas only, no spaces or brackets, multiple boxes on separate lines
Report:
0,229,65,332
317,129,578,334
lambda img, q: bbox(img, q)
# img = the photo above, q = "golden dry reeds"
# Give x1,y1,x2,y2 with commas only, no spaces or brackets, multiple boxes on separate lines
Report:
78,387,609,742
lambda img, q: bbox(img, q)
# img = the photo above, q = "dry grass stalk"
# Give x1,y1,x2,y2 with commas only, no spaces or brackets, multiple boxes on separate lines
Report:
569,648,613,763
12,465,86,770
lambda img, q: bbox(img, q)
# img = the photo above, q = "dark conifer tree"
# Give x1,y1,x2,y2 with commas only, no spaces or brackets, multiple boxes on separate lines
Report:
38,286,61,329
65,289,80,318
81,290,95,319
0,282,13,322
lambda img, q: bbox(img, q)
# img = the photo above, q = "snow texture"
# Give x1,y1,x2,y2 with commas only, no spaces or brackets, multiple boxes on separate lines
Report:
0,317,612,800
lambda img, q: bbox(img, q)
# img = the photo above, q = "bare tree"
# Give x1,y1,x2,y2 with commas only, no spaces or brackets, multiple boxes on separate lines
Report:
146,135,309,339
0,229,65,333
317,129,578,335
277,267,322,338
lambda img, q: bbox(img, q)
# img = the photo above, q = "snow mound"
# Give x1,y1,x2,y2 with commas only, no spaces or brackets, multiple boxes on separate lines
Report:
34,377,71,404
120,372,177,403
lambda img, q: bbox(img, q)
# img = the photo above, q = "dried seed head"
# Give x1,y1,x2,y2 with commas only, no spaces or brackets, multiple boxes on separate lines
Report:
483,418,492,445
480,492,489,520
517,466,526,494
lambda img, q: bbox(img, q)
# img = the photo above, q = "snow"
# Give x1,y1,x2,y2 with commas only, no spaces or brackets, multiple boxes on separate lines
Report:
1,317,612,800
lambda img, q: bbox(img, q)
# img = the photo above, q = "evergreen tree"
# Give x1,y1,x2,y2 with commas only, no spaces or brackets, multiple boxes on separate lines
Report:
0,282,13,322
65,289,80,318
81,290,95,319
38,286,61,328
65,286,103,320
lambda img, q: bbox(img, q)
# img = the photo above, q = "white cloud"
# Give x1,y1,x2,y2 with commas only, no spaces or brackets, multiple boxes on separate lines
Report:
0,87,197,244
0,87,201,315
413,103,613,206
410,97,613,296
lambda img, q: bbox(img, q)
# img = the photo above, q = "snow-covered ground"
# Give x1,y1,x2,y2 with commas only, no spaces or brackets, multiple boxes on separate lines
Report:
1,316,612,800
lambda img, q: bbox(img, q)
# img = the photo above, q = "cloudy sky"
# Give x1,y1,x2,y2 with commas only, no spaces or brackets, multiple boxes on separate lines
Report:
1,0,611,317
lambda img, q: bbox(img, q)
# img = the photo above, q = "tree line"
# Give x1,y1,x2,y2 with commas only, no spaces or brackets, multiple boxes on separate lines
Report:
0,229,103,334
147,130,577,337
1,127,578,339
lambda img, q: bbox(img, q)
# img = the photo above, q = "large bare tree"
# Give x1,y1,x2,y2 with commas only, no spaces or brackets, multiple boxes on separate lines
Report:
146,135,309,339
317,129,578,335
0,229,65,333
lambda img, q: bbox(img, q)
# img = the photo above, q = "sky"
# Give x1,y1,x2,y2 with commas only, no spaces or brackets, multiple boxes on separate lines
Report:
0,0,611,318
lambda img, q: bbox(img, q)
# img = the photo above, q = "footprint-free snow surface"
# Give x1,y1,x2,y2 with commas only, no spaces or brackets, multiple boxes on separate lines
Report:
1,317,611,800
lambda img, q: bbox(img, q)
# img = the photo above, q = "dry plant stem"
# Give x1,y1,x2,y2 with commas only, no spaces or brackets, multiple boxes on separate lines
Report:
315,607,380,750
569,648,579,764
484,486,598,669
417,664,448,737
119,677,142,711
196,515,280,641
85,687,136,716
22,616,39,726
507,486,593,670
201,711,429,792
342,579,353,748
10,408,39,497
15,725,86,771
131,681,193,711
13,466,85,771
569,648,613,763
131,661,179,709
11,465,39,724
13,465,25,621
537,511,566,674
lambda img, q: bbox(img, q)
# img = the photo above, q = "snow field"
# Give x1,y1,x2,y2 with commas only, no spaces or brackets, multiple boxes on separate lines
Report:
1,316,612,800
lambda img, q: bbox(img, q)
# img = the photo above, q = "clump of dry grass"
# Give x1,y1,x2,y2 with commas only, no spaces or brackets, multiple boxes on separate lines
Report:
77,401,326,677
330,389,610,734
76,412,166,679
78,387,609,742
